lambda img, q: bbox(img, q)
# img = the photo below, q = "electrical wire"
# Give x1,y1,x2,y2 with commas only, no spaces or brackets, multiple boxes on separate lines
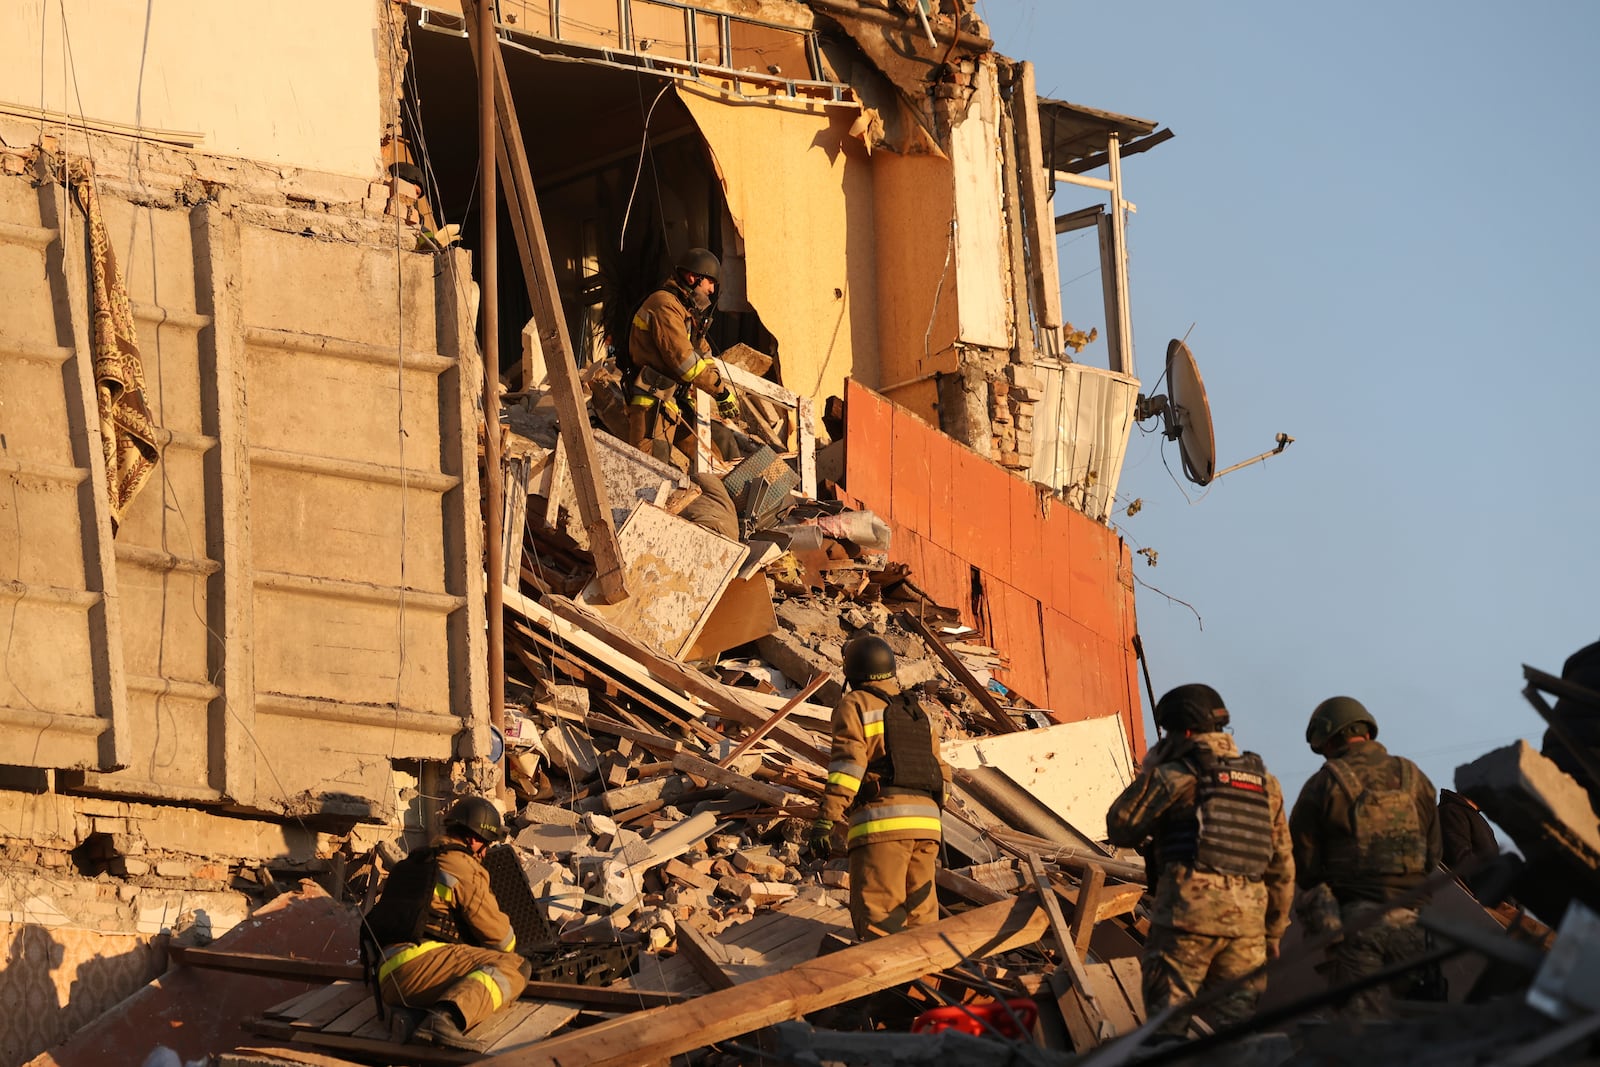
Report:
620,82,673,252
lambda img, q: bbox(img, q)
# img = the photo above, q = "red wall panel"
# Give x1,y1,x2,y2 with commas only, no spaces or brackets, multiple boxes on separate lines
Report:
844,381,1143,749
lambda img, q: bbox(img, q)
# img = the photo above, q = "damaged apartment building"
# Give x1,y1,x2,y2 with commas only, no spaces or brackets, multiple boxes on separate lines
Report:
0,0,1172,1062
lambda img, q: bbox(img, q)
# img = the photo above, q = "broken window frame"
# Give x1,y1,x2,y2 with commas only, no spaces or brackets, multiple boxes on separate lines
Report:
414,2,839,101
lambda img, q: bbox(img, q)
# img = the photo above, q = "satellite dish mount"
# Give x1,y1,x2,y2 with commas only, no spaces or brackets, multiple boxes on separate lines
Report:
1135,339,1293,487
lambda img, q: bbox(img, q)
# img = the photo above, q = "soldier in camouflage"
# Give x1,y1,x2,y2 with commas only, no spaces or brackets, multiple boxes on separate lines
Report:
1106,685,1294,1039
1290,696,1442,1018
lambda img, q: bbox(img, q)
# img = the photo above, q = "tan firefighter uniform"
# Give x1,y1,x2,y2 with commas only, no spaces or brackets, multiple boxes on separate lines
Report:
820,678,953,938
375,841,527,1031
625,281,731,462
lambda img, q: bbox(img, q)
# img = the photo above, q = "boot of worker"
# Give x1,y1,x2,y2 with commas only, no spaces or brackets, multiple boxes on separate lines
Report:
413,1003,476,1050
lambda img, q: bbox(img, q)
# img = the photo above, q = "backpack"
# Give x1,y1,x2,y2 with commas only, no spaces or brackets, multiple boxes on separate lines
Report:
1326,757,1427,877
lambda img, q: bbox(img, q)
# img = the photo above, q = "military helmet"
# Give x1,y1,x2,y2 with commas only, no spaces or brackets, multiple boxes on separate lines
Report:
842,634,896,685
444,796,506,845
1305,696,1378,750
1153,683,1229,733
675,247,721,283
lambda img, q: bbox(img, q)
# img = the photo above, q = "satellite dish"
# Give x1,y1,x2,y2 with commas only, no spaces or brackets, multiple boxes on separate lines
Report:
1136,337,1293,487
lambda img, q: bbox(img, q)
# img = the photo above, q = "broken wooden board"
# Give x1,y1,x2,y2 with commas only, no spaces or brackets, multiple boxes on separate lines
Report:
683,572,778,662
546,596,829,770
509,404,694,548
719,361,817,498
943,713,1134,840
578,502,747,659
485,895,1048,1066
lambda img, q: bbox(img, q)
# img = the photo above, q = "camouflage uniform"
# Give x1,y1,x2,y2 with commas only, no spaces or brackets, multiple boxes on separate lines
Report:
1106,732,1294,1036
1289,739,1441,1018
375,841,527,1031
820,678,953,938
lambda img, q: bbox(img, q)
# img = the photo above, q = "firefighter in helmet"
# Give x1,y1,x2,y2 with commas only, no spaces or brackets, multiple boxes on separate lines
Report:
813,634,952,939
1106,684,1294,1041
362,796,528,1049
624,247,739,466
1290,697,1442,1017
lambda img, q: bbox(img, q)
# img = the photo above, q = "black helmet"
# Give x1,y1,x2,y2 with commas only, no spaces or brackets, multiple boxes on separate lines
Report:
675,247,721,283
842,635,896,686
444,796,505,845
1305,696,1377,751
1153,683,1229,733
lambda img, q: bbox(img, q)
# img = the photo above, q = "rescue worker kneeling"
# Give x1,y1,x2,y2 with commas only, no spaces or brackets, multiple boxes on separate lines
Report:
813,635,952,939
1106,685,1294,1041
362,797,528,1049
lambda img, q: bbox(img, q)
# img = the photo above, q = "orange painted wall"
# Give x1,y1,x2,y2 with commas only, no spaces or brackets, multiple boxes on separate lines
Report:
844,380,1145,750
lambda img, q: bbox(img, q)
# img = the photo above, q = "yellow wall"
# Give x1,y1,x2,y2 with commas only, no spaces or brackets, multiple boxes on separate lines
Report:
3,1,384,178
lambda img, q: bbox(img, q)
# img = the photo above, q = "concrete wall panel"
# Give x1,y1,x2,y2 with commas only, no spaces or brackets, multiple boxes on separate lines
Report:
248,465,449,592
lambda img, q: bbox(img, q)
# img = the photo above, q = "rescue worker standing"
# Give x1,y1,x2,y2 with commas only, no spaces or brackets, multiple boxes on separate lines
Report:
1106,684,1293,1040
1289,697,1442,1018
813,635,952,939
362,797,528,1049
625,248,739,464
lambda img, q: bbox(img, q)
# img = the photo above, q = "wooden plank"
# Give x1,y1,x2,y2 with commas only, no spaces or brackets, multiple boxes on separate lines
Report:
674,924,738,991
1083,962,1138,1036
671,752,811,812
717,673,829,769
262,986,336,1021
546,596,828,769
169,945,363,983
479,895,1048,1067
1108,956,1146,1020
903,614,1018,734
461,0,627,603
518,982,685,1009
1068,863,1106,960
487,1003,585,1051
1047,969,1099,1053
291,983,370,1030
320,998,379,1036
1014,61,1062,329
503,453,532,585
936,867,1009,906
1027,853,1110,1047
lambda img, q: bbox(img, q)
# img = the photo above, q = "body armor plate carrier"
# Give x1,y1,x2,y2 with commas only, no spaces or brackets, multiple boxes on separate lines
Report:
1158,750,1275,877
860,685,943,801
1325,757,1426,877
361,842,472,948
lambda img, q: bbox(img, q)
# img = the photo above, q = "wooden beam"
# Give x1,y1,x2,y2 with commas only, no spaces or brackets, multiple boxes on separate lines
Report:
479,895,1048,1067
1067,862,1105,960
671,752,815,813
1028,853,1110,1048
461,0,628,603
902,614,1019,734
168,946,361,983
518,981,686,1009
716,674,829,769
546,596,829,769
673,924,738,992
1014,62,1062,329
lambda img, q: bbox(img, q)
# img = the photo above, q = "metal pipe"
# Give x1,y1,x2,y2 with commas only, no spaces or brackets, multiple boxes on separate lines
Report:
477,0,507,771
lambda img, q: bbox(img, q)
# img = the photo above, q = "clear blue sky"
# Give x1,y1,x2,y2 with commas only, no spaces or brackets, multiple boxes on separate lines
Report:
978,0,1600,800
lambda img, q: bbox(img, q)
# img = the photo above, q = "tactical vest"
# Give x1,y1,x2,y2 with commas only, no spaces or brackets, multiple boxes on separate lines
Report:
1157,750,1275,877
1325,756,1427,878
360,842,472,948
860,685,943,800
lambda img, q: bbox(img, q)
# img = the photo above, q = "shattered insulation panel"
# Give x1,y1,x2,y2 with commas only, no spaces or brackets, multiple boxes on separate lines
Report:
678,84,879,408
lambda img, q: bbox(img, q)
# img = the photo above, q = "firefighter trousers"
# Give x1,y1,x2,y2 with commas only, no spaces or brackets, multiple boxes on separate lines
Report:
378,941,528,1031
847,838,939,939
